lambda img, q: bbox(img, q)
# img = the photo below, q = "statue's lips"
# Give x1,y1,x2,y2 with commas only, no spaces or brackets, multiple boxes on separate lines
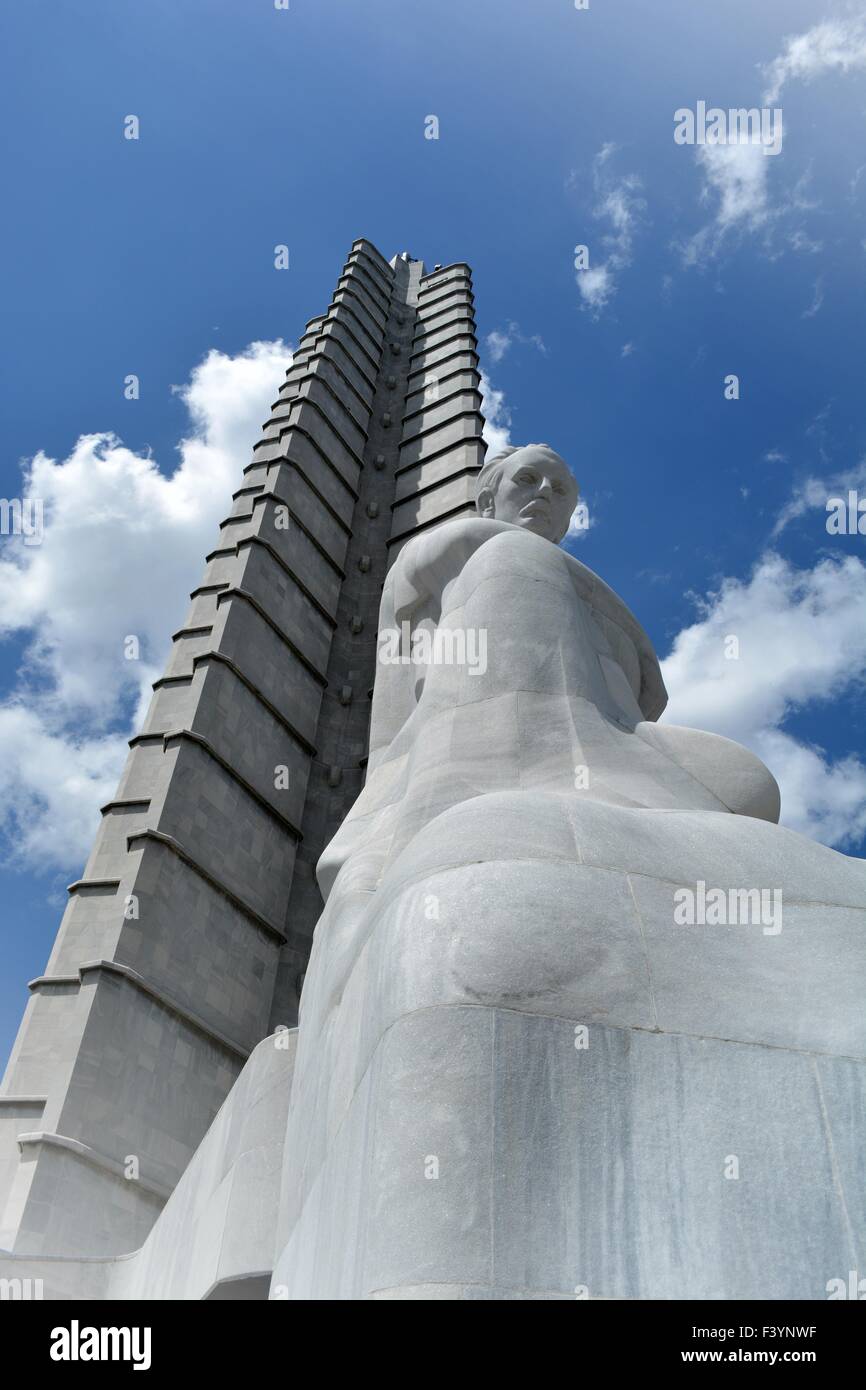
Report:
520,500,551,517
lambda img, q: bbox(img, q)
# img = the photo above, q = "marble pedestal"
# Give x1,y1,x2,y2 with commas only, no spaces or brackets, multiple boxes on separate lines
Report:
270,793,866,1300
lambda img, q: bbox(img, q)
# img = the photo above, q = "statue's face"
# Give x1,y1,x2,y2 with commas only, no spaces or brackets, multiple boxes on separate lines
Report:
482,447,578,543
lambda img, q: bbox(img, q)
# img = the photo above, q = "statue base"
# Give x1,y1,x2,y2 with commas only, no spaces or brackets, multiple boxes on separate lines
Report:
3,796,863,1300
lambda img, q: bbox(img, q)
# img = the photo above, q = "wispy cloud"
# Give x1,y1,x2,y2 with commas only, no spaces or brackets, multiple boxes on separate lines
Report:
575,143,645,315
787,228,823,254
677,12,862,270
771,459,866,538
801,275,825,319
681,141,772,266
484,322,547,364
762,17,866,103
637,567,672,586
850,163,866,199
679,137,828,268
485,329,511,363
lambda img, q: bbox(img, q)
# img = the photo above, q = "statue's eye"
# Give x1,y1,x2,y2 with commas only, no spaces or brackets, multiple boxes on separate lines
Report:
518,472,537,485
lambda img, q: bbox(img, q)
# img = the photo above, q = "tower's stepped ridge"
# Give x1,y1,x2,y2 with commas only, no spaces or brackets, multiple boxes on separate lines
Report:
390,262,485,548
0,239,487,1257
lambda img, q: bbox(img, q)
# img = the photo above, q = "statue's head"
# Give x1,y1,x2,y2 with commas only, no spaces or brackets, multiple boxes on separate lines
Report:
473,443,578,544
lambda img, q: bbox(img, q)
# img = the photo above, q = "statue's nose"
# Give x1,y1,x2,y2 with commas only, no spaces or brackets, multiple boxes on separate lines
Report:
537,476,553,497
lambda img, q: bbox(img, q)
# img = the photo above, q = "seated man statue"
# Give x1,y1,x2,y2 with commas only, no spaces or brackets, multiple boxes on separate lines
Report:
274,444,866,1302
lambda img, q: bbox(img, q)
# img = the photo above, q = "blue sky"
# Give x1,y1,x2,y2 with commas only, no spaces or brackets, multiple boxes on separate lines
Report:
1,0,866,1066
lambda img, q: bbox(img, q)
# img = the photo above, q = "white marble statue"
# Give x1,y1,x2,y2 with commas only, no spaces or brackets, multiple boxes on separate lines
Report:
305,444,780,1026
273,444,866,1300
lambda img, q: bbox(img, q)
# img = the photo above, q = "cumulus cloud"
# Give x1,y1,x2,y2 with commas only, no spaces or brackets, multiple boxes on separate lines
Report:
762,17,866,103
576,144,645,314
479,371,513,456
0,709,125,870
0,340,293,871
662,552,866,849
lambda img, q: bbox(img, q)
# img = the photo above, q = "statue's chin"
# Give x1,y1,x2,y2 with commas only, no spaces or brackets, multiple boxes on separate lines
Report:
514,516,553,539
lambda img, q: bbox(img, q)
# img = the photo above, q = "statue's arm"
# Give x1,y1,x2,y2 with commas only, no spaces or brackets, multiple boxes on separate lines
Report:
368,519,508,767
560,549,669,721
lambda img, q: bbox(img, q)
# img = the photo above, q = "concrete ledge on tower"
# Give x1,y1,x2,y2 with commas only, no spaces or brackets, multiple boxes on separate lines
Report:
389,470,481,546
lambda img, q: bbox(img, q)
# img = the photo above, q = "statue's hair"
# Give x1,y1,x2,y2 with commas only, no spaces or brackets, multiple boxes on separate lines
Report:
473,443,577,506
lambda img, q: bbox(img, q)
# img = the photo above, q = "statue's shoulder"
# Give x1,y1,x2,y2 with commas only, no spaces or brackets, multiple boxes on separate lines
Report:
391,517,506,577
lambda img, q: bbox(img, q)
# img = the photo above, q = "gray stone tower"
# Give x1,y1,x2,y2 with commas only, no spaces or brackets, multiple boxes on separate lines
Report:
0,240,487,1257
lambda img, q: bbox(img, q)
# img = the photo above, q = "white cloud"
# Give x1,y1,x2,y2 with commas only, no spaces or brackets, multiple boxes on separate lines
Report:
484,322,547,363
802,275,825,318
485,329,511,363
787,228,823,253
678,20,866,267
0,707,124,870
700,142,771,230
621,342,635,358
0,340,293,872
566,500,592,541
479,371,512,456
662,552,866,849
680,140,828,267
577,265,615,313
762,17,866,103
681,141,772,266
772,460,866,537
679,90,824,267
576,145,645,314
